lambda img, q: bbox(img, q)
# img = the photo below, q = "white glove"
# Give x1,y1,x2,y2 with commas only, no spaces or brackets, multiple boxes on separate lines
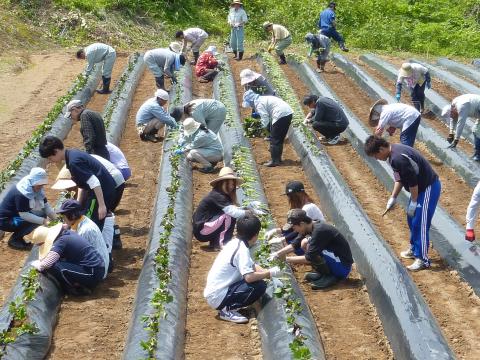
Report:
268,251,279,262
269,266,284,278
386,196,396,211
31,260,42,271
265,228,280,240
407,201,418,217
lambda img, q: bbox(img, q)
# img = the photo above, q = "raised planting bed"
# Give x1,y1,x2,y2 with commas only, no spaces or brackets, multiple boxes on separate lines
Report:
436,58,480,84
122,65,194,360
0,67,101,199
259,53,455,360
214,56,325,360
337,53,480,188
359,53,476,145
0,54,144,360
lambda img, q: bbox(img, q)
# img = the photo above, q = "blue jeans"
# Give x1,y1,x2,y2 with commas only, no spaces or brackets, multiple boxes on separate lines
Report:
216,279,267,310
320,27,345,46
322,252,352,279
230,27,244,52
0,217,39,242
400,116,421,147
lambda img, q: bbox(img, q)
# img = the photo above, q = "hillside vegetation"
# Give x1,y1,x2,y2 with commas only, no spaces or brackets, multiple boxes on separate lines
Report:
1,0,479,58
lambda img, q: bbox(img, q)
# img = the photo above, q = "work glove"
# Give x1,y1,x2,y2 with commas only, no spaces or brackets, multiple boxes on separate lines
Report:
386,196,396,211
466,229,476,242
265,228,280,240
407,200,418,217
268,252,280,262
251,112,261,119
446,133,454,144
426,81,431,89
395,93,401,102
267,44,274,53
447,139,458,149
174,148,184,155
269,266,284,278
31,260,42,271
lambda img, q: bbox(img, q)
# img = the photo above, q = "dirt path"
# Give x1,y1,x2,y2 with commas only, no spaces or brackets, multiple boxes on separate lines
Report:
229,57,392,359
283,62,480,358
45,69,162,359
184,65,262,360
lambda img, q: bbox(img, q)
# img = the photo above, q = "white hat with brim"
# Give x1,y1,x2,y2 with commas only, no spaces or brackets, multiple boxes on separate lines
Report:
206,46,219,55
398,63,413,78
51,165,76,190
240,69,262,85
183,117,201,137
209,167,243,186
263,21,273,29
169,42,183,54
368,98,388,127
65,99,82,119
155,89,170,101
441,104,451,118
25,223,63,260
231,0,243,5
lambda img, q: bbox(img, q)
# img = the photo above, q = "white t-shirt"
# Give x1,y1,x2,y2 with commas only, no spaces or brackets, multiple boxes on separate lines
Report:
378,103,420,132
255,95,293,128
302,203,325,222
91,155,125,187
106,142,130,171
204,238,255,309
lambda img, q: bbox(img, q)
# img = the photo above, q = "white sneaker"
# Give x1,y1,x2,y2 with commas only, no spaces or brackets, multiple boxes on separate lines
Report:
327,135,340,145
407,258,428,271
400,249,415,259
218,309,248,324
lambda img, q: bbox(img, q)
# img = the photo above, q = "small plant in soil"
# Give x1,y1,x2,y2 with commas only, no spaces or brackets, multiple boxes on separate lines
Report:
243,117,267,138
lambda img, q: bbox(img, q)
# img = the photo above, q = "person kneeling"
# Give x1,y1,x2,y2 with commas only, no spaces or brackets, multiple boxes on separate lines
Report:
203,214,283,323
271,209,353,289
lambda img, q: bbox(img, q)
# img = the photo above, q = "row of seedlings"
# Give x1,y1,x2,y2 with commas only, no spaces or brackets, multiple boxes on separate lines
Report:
0,67,101,197
324,54,480,294
437,57,480,83
214,57,325,360
260,53,455,359
0,54,144,360
122,65,195,360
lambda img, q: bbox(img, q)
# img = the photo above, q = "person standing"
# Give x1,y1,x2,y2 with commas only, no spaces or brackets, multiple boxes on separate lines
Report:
175,27,209,65
318,2,349,52
305,32,331,72
65,99,109,160
242,90,293,166
395,62,431,113
369,99,422,147
228,0,248,61
303,94,349,145
263,22,292,65
76,42,116,94
144,48,186,90
364,135,441,271
178,98,227,134
441,94,480,159
204,213,283,323
135,89,178,142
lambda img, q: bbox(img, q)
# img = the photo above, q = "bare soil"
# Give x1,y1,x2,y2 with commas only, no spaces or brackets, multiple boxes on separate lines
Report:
230,57,393,359
184,65,262,360
293,61,480,358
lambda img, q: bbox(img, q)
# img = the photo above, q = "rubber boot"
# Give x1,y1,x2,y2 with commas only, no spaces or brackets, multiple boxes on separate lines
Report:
473,135,480,162
191,51,200,65
108,253,114,273
97,76,112,94
236,51,244,61
7,233,32,250
339,43,349,52
233,50,238,59
155,76,165,90
264,143,282,167
278,54,287,65
112,224,122,249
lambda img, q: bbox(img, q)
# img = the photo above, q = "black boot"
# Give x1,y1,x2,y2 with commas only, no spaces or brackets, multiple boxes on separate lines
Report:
112,224,122,249
339,43,349,52
473,135,480,162
233,50,238,59
108,253,114,273
264,143,282,167
7,234,32,250
191,51,200,65
236,51,244,61
155,76,165,89
279,54,287,65
97,76,112,94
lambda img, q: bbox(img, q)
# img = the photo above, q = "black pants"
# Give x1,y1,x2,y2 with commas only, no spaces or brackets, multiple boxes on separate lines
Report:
216,279,267,311
193,214,236,247
0,217,38,242
85,190,115,231
312,121,347,139
111,184,125,212
411,82,426,112
270,114,292,161
47,262,104,293
200,69,219,82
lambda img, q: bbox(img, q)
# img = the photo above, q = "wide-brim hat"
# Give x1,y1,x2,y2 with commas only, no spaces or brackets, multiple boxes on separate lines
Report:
231,0,243,5
51,165,76,190
183,117,201,137
262,21,273,29
206,45,219,56
169,41,183,54
25,223,63,260
368,98,388,127
398,63,413,77
209,167,243,186
240,69,261,85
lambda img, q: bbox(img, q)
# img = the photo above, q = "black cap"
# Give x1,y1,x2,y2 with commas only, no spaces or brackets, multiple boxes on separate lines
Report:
287,209,311,225
285,180,305,195
56,199,84,214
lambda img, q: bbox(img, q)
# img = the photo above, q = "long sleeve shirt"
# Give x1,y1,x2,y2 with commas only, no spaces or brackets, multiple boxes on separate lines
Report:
135,97,177,128
396,63,430,91
377,103,420,132
254,95,293,128
187,99,225,128
79,109,108,154
227,8,248,27
271,24,290,42
450,94,480,140
144,48,177,78
182,28,208,52
184,129,223,157
244,76,275,96
84,43,115,75
312,97,349,128
195,52,218,77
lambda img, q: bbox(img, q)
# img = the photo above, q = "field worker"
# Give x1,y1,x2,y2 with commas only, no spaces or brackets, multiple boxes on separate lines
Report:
273,209,353,289
303,94,349,145
76,42,116,94
263,22,292,65
364,135,441,271
195,46,222,83
240,69,276,96
465,181,480,242
135,89,178,143
144,48,186,90
193,167,265,249
28,223,104,296
369,99,421,147
318,2,349,52
175,27,209,65
175,118,224,174
57,199,110,277
173,99,227,134
441,94,480,157
0,168,57,250
305,32,331,72
204,213,283,324
395,62,431,113
39,136,117,231
265,181,325,255
228,0,248,61
243,90,293,166
106,142,131,181
65,99,109,160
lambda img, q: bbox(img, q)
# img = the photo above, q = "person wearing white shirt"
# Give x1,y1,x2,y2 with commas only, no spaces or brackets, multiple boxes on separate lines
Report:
369,99,421,147
76,43,116,94
175,27,209,65
227,0,248,61
395,62,431,113
242,90,293,167
106,142,131,181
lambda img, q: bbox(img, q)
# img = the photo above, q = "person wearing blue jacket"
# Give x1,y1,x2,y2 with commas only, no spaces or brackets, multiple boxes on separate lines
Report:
318,2,349,52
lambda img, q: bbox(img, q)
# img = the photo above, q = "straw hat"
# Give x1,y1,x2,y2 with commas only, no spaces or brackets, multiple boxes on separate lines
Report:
368,98,388,127
231,0,243,5
51,165,76,190
169,41,183,54
183,117,201,137
26,223,63,259
398,63,413,77
209,167,243,186
240,69,261,85
262,21,273,30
